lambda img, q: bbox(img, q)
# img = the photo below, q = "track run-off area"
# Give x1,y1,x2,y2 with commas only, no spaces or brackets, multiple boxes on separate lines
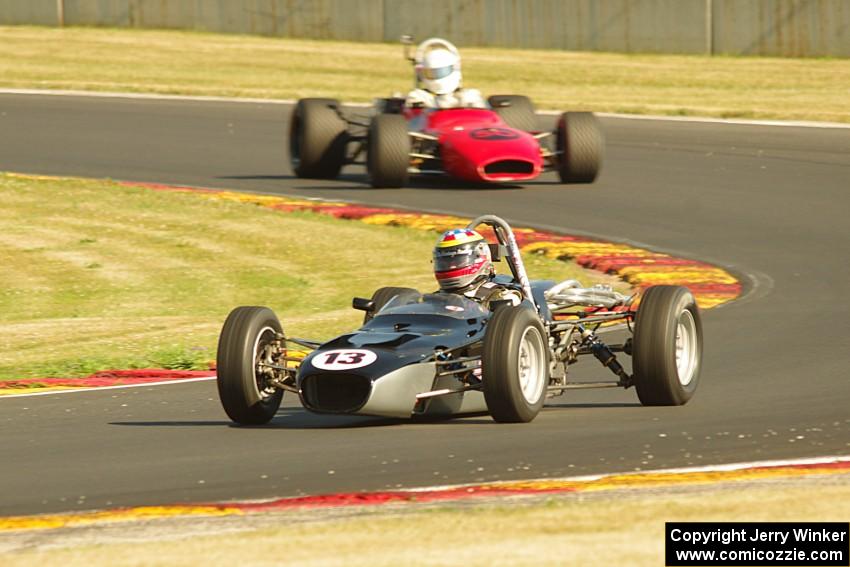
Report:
0,92,848,517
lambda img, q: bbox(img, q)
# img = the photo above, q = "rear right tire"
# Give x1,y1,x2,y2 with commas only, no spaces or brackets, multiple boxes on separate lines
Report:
289,98,348,179
364,286,419,323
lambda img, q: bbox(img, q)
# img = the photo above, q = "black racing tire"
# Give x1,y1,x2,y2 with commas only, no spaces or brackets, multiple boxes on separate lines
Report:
364,286,419,324
367,114,410,188
482,303,549,423
488,94,538,132
632,286,703,406
555,111,604,183
289,98,348,179
216,306,284,425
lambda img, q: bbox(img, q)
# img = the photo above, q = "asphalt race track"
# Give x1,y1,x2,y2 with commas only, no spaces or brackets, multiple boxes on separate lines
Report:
1,93,849,516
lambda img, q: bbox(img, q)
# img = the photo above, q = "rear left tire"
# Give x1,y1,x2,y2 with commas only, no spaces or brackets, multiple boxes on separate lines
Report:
488,94,538,132
632,286,703,406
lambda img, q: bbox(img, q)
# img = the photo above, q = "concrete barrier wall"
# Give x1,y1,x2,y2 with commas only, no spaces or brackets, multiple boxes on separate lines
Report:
0,0,58,25
0,0,847,57
383,0,711,53
713,0,850,57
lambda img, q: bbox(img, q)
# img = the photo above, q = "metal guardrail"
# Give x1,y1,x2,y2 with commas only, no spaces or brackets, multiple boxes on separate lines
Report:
0,0,847,57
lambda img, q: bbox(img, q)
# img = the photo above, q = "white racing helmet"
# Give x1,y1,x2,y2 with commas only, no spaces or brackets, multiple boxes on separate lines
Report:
415,38,462,95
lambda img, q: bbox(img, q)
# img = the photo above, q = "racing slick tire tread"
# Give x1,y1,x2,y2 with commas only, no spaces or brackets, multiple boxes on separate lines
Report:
289,98,348,179
632,286,703,406
488,95,538,133
556,111,604,184
367,114,410,188
482,303,549,423
217,306,284,425
365,286,419,324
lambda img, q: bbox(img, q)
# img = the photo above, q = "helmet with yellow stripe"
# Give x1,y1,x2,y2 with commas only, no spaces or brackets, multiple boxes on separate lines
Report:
433,229,493,291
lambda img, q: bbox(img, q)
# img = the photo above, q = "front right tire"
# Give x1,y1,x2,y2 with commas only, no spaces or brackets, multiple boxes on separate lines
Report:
367,114,410,188
216,306,284,425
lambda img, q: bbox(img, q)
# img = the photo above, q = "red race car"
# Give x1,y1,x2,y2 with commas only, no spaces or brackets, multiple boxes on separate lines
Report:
288,39,604,188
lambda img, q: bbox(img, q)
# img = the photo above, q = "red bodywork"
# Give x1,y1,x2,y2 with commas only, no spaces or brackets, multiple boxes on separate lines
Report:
403,108,544,183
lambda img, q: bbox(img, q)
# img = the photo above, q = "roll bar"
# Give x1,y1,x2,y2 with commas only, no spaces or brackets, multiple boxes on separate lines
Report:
466,215,536,311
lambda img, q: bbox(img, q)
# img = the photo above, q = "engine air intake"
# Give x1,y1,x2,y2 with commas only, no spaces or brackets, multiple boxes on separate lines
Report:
301,373,371,413
483,160,535,175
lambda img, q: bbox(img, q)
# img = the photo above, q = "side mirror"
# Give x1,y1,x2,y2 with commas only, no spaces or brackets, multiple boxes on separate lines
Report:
401,34,415,63
352,297,376,312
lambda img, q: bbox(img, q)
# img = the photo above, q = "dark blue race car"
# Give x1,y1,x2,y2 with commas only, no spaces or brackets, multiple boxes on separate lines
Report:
216,216,703,424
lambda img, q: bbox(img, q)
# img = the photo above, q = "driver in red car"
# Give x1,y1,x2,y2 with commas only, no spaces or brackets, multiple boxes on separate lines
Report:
433,228,522,308
404,38,487,110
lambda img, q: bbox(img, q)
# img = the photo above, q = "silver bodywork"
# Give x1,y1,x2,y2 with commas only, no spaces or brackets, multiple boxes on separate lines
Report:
357,362,488,418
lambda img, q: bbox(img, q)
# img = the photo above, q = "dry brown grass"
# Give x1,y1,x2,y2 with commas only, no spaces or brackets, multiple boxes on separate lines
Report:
1,26,849,122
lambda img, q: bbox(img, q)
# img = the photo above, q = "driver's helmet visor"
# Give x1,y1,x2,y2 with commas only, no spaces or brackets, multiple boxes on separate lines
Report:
434,243,480,273
423,65,456,81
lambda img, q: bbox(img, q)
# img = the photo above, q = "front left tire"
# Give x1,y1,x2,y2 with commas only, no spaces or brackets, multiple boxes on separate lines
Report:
555,111,604,183
216,306,284,425
482,303,549,422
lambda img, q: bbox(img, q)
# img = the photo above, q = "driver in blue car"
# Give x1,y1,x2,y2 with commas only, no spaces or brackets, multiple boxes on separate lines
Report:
404,38,486,110
433,228,522,308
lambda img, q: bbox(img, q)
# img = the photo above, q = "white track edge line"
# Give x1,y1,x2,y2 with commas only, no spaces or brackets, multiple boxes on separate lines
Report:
216,454,850,508
9,455,850,514
397,454,850,493
2,88,848,129
0,376,216,399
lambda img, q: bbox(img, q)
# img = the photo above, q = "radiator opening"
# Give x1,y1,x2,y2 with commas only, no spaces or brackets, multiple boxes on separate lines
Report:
483,160,534,175
301,373,371,413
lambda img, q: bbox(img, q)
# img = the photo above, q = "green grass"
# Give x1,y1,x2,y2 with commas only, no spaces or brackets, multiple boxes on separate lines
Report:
0,173,619,380
1,26,849,122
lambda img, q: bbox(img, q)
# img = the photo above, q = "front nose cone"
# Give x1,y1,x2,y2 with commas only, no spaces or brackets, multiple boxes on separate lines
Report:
440,127,543,182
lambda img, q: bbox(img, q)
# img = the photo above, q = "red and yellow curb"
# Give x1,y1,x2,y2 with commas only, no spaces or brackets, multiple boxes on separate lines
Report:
2,458,847,533
1,172,742,393
119,180,742,309
0,370,215,396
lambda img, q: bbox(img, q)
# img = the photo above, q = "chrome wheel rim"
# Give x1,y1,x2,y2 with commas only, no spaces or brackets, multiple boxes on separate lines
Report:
675,310,698,386
518,326,546,404
253,326,278,401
